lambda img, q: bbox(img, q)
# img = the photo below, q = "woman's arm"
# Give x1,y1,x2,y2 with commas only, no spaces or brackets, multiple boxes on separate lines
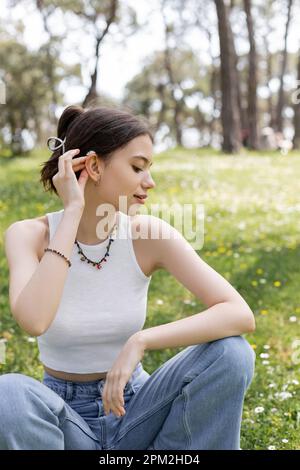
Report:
4,206,83,336
134,215,255,351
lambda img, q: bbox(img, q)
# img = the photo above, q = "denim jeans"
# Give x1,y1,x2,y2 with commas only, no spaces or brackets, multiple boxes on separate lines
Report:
0,335,255,450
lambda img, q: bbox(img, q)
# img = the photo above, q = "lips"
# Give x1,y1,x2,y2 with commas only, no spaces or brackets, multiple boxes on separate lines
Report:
134,194,147,200
133,194,147,204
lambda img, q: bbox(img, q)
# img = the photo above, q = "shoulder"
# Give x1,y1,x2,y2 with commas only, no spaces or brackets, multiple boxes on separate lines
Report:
4,215,49,261
130,213,174,237
129,214,178,271
131,214,181,244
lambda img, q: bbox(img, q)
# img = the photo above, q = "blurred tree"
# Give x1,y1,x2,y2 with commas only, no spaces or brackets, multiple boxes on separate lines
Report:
8,0,64,126
275,0,293,133
68,0,140,108
228,2,248,136
160,0,184,146
214,0,242,153
293,45,300,149
70,0,120,108
123,48,209,148
260,0,277,129
243,0,259,149
0,29,80,155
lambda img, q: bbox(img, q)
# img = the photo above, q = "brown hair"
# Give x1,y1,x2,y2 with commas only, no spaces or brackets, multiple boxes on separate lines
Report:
39,104,154,195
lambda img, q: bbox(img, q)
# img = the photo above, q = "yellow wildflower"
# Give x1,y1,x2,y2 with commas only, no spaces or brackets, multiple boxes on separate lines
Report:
260,309,269,315
2,331,12,341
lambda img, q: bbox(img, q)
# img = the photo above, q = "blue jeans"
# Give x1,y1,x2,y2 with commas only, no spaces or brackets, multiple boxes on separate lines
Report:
0,335,255,450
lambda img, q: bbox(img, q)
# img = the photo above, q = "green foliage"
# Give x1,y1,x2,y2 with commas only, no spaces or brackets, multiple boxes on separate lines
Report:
0,147,299,449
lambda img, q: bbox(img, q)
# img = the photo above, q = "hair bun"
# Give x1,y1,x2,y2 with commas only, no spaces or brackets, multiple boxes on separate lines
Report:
57,105,84,140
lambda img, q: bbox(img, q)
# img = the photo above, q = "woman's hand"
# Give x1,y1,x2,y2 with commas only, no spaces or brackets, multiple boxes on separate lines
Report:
102,334,146,417
52,148,89,212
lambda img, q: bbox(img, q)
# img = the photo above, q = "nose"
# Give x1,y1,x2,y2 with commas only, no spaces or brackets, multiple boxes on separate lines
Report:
142,170,156,190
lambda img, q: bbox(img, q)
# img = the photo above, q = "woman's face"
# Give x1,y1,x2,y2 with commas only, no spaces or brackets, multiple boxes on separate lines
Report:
86,134,155,213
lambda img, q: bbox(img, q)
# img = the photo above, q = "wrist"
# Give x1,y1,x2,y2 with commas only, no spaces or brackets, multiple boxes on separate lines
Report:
64,205,84,218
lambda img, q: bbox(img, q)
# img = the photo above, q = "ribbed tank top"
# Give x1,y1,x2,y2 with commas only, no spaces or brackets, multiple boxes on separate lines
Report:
37,209,152,373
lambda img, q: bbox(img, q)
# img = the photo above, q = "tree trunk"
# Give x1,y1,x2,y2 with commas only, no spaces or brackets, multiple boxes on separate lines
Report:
264,38,276,128
243,0,259,149
293,47,300,149
275,0,293,133
214,0,242,153
36,1,58,128
82,0,118,108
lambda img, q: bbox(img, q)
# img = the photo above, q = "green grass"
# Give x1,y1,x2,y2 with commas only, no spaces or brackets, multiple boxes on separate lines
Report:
0,146,299,450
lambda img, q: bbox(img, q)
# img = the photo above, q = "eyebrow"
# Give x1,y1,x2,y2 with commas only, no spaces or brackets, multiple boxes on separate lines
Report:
132,155,153,167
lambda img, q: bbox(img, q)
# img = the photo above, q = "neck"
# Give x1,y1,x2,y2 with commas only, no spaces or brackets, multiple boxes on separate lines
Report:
76,201,117,245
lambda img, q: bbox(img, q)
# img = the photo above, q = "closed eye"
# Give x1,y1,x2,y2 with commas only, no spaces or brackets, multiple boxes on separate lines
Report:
132,165,143,173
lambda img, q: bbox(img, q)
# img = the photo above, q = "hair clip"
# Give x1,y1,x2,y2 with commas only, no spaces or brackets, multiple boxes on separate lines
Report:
47,136,66,155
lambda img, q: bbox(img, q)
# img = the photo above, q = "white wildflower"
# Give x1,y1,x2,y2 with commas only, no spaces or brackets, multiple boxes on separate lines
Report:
260,353,270,358
254,406,265,414
289,316,297,322
27,337,36,343
275,391,293,400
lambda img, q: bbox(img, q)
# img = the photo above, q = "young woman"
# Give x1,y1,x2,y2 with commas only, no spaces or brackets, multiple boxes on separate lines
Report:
1,105,256,450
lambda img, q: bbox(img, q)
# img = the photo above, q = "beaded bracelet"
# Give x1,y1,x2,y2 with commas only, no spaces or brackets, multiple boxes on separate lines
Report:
44,248,72,267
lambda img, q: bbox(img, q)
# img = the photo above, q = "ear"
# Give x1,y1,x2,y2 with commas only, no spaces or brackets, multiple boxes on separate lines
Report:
85,152,104,182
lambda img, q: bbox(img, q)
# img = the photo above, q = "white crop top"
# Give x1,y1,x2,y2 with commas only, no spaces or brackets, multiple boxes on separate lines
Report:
37,209,152,373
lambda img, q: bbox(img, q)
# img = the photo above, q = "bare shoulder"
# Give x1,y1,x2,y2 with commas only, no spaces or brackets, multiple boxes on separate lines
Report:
130,214,173,272
5,215,49,261
131,213,176,237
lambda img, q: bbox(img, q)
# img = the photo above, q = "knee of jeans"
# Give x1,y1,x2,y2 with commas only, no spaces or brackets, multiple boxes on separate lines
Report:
217,336,255,388
0,373,30,428
0,373,39,408
0,372,27,393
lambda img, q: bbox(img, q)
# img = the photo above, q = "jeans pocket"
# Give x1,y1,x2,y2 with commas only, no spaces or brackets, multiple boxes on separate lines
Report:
130,370,150,394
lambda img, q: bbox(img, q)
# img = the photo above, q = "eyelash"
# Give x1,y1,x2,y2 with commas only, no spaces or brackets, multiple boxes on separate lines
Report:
132,166,143,173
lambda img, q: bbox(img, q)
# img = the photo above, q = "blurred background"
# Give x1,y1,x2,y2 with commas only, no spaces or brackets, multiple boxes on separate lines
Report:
0,0,300,156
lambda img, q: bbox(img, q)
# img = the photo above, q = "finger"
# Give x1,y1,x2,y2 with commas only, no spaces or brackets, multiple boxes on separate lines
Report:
102,382,111,415
58,149,79,176
64,152,83,176
64,156,75,177
102,376,125,417
104,376,120,417
110,376,122,416
72,161,87,171
71,156,88,163
66,155,88,176
111,377,126,417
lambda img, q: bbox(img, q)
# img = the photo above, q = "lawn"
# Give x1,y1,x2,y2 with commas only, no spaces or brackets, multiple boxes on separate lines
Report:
0,147,299,450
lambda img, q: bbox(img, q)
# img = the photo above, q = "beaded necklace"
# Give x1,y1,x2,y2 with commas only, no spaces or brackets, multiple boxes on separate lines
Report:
74,222,118,270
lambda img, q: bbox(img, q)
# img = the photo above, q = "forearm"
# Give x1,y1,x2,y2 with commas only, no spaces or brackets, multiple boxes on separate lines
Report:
15,207,83,336
136,302,255,351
